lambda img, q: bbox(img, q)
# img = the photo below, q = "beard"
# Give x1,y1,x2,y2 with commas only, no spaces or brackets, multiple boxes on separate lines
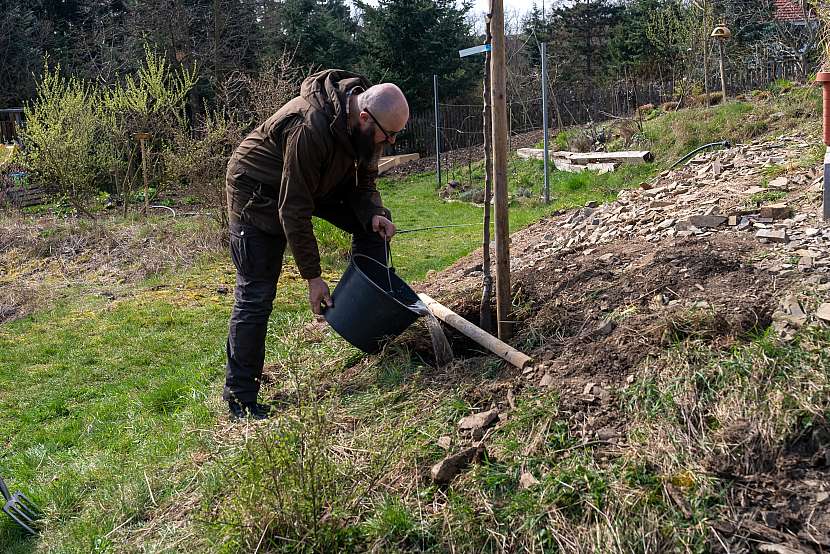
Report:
352,123,382,170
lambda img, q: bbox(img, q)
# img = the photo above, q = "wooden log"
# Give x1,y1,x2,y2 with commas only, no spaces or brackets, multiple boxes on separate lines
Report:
516,148,571,160
418,293,532,369
566,151,653,164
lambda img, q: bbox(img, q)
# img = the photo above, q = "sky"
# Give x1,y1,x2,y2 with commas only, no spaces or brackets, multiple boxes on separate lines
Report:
357,1,541,19
470,0,543,17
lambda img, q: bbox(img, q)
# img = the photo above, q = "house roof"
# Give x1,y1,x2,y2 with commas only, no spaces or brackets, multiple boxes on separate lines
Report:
775,0,814,22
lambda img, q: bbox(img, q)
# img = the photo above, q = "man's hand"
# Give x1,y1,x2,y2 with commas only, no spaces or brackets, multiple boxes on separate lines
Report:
307,277,332,316
372,215,396,240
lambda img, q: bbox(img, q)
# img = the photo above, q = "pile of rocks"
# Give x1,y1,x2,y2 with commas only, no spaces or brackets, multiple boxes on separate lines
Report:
514,134,828,277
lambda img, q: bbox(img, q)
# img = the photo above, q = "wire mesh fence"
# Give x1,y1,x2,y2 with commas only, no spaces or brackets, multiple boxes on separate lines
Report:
393,56,805,158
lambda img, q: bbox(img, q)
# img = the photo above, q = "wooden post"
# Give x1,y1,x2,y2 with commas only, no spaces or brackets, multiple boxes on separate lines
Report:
134,132,152,215
490,0,512,340
480,15,494,333
717,39,727,102
702,0,709,107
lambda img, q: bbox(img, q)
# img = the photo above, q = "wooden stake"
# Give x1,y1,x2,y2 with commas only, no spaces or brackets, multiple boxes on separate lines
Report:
702,0,709,107
134,132,152,215
717,39,727,102
419,294,531,369
480,14,494,333
490,0,512,340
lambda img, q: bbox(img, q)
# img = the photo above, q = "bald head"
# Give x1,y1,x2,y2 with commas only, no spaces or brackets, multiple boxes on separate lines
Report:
357,83,409,135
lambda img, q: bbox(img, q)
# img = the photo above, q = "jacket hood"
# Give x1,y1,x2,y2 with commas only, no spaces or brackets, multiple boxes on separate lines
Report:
300,69,372,151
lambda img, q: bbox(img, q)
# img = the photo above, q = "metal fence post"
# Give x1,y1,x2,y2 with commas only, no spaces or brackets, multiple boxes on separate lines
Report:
541,42,550,204
433,74,442,188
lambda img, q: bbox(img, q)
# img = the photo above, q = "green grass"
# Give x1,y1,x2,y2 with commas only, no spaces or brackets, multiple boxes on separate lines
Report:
5,149,643,551
1,85,826,552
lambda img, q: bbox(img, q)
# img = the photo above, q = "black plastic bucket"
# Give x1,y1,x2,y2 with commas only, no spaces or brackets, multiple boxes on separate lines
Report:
325,254,423,353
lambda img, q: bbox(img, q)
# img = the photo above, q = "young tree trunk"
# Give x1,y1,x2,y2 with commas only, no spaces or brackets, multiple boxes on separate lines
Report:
480,15,494,333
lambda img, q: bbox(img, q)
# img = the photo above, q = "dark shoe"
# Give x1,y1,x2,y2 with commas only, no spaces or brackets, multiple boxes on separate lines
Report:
228,400,272,421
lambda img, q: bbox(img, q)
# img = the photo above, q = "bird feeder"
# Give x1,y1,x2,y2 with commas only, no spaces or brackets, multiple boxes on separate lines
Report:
711,24,731,103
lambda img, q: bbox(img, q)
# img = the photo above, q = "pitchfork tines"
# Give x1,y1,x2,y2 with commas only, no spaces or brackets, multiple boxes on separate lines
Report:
0,474,41,535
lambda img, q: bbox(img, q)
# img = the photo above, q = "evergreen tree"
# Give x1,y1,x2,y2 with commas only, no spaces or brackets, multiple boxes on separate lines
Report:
262,0,359,71
0,2,45,104
356,0,479,111
549,0,622,85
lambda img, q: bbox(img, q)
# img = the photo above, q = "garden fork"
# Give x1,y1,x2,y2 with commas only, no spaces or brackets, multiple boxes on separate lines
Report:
0,474,41,535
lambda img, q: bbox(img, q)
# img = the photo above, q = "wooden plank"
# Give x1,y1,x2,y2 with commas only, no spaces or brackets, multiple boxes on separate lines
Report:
518,148,653,164
377,153,420,175
568,151,654,164
552,160,616,174
516,148,571,160
490,0,513,341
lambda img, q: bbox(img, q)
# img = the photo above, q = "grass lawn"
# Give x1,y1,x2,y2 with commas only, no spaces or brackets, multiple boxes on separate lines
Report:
2,86,824,552
0,154,657,552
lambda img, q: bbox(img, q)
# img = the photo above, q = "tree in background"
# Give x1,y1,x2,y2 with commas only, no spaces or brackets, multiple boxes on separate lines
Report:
356,0,479,112
0,3,45,105
548,0,622,86
262,0,359,71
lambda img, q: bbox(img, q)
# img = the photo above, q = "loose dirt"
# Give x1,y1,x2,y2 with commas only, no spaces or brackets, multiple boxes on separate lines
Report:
407,132,830,550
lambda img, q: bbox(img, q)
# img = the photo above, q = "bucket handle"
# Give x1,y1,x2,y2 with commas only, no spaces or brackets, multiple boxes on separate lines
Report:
383,239,394,292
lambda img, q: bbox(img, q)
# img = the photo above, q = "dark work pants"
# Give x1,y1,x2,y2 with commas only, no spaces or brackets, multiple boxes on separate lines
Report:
223,197,388,404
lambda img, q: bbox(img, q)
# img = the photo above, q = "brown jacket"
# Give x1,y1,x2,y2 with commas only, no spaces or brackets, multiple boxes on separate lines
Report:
225,69,390,279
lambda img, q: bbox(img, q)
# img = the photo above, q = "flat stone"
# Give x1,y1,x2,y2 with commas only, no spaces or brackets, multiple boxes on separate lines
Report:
539,373,554,387
583,382,597,395
595,320,616,336
728,215,739,226
816,303,830,322
755,229,788,243
650,200,673,208
759,203,793,220
643,185,673,197
519,472,540,490
774,295,807,328
431,446,483,484
687,215,727,228
437,435,452,450
656,218,675,230
459,408,499,432
767,176,789,190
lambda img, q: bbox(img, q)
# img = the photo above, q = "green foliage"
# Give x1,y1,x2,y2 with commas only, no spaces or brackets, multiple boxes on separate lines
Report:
357,0,479,112
22,47,210,215
768,78,795,95
268,0,359,70
21,61,115,215
0,4,42,105
161,109,243,222
750,190,787,204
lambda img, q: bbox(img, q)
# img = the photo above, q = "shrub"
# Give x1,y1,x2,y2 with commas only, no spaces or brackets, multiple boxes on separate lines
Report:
22,48,199,216
161,109,244,225
21,62,115,215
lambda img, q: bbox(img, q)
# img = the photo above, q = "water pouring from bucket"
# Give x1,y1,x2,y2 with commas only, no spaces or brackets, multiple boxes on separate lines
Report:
324,242,453,365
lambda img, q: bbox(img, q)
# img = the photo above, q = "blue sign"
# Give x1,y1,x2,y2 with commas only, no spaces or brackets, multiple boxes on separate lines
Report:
459,44,492,58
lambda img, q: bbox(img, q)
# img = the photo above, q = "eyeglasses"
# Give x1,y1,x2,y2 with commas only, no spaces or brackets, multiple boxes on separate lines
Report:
364,108,403,142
